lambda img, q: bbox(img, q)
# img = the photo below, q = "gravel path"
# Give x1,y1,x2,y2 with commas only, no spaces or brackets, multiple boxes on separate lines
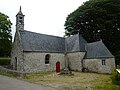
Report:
0,75,56,90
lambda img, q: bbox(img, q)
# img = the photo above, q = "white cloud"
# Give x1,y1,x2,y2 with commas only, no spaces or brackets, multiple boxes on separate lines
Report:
0,0,88,38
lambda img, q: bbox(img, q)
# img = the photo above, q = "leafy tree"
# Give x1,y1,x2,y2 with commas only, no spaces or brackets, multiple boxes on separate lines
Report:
0,12,12,57
64,0,120,64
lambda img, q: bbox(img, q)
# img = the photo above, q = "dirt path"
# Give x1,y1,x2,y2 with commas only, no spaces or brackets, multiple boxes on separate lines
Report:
0,75,56,90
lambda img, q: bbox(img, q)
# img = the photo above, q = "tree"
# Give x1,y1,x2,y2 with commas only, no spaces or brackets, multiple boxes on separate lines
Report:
64,0,120,64
0,12,12,57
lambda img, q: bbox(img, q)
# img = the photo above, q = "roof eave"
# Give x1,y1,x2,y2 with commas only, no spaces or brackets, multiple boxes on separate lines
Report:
84,56,114,59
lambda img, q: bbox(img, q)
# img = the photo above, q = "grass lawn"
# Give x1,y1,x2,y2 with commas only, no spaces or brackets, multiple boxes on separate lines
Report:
21,72,120,90
0,57,10,66
0,71,15,77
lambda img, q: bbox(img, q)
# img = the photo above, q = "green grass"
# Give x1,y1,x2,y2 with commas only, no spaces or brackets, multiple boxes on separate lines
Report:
0,57,10,65
22,72,120,90
0,72,15,77
23,72,53,80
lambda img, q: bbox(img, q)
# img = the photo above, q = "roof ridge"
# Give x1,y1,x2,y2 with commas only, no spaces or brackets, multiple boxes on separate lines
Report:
85,40,114,58
20,30,65,39
86,40,102,45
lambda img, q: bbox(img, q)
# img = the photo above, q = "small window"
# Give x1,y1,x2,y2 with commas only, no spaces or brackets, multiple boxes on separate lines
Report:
15,57,17,70
102,59,106,65
19,17,23,19
45,54,50,64
19,20,22,24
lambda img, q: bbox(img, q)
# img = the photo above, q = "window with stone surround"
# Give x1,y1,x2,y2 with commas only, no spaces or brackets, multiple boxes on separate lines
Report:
102,59,106,65
45,54,50,64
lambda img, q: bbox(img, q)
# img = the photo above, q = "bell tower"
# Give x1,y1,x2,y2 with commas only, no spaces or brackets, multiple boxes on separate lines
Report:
16,6,25,31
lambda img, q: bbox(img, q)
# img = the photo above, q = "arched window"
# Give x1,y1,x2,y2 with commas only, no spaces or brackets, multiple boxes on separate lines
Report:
45,54,50,64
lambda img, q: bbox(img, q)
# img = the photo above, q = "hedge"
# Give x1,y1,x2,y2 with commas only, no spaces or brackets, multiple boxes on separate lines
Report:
111,69,120,85
0,58,10,66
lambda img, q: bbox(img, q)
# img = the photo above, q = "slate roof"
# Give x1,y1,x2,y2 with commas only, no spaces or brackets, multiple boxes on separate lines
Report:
19,30,87,52
65,34,87,52
18,30,114,58
19,30,65,52
78,35,87,51
85,41,114,58
65,35,79,52
16,6,24,15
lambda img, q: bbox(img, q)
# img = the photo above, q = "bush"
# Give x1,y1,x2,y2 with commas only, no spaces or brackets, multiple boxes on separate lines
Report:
0,58,10,66
117,65,120,69
111,69,120,85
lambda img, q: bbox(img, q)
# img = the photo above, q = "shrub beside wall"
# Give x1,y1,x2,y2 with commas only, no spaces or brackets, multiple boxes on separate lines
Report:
0,58,10,66
111,70,120,85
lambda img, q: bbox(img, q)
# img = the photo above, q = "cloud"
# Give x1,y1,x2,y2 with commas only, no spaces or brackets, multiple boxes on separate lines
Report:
0,0,88,37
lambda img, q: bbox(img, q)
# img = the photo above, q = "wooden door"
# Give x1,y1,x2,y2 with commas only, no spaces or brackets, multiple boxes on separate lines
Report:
56,61,60,73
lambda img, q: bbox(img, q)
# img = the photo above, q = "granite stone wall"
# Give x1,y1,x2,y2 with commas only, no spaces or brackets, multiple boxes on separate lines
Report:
23,52,65,73
84,58,116,74
11,31,24,72
67,52,86,71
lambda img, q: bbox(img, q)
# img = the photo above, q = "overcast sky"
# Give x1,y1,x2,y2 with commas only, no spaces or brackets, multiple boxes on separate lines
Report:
0,0,88,37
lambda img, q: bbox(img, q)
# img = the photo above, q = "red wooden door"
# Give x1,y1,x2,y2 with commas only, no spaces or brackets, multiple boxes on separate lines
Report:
56,61,60,73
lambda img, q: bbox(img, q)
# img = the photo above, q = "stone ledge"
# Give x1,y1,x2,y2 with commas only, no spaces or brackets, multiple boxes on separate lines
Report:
0,66,26,77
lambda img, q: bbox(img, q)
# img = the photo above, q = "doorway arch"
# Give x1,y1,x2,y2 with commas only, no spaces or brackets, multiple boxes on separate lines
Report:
56,61,60,73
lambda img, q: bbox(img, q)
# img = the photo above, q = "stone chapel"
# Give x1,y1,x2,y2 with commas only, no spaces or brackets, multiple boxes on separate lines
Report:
11,7,116,74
